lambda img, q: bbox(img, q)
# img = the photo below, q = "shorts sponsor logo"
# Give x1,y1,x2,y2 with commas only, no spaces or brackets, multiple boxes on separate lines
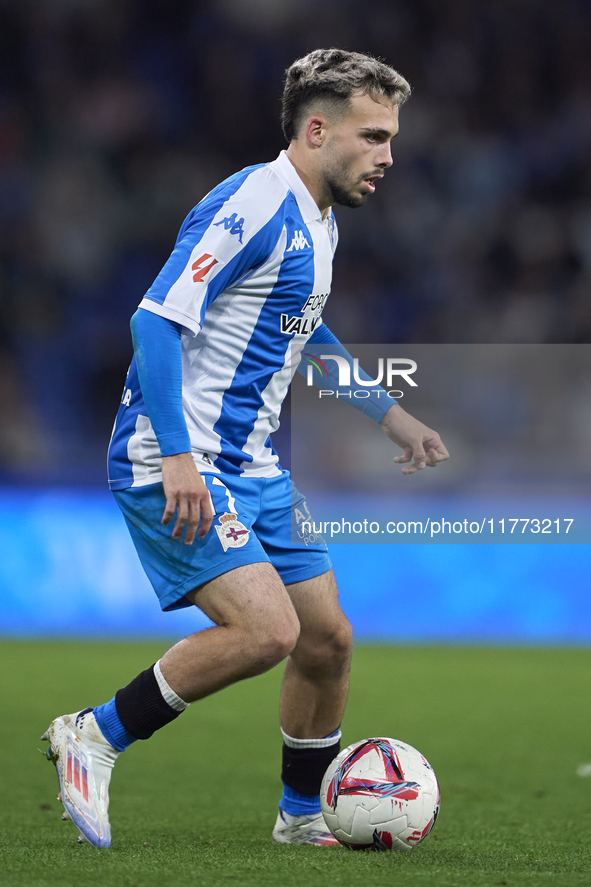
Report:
215,512,250,551
294,499,324,546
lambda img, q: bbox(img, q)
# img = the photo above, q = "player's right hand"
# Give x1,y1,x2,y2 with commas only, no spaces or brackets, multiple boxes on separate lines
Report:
161,453,214,544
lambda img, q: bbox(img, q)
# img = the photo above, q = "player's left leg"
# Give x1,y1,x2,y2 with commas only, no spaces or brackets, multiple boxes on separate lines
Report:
281,569,351,739
273,569,353,845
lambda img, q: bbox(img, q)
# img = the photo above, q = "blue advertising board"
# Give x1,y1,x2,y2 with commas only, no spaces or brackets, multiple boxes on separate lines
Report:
0,489,589,642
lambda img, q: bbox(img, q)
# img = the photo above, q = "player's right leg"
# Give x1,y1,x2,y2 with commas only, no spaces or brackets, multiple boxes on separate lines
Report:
42,561,299,848
42,707,120,848
158,561,300,702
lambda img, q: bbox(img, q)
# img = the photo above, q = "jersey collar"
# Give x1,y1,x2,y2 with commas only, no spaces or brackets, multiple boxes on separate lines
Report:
271,150,323,224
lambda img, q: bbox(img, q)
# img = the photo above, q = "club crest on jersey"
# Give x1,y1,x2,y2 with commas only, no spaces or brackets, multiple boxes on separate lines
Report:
215,512,250,552
286,230,311,252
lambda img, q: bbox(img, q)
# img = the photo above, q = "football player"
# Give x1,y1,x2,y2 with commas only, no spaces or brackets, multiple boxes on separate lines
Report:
43,48,448,848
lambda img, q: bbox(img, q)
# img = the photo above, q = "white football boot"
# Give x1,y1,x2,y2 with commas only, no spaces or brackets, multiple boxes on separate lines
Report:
272,809,340,846
41,707,119,848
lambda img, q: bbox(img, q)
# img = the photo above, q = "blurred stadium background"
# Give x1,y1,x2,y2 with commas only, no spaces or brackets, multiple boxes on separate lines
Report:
1,0,590,641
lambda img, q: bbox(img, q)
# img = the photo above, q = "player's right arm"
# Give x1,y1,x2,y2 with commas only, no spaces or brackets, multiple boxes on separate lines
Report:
128,165,286,537
130,308,213,545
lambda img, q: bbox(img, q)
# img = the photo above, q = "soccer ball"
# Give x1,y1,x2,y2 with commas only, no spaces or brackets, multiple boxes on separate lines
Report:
320,737,440,851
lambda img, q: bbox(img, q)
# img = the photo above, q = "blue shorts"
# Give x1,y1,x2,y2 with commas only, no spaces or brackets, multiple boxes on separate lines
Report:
113,469,331,611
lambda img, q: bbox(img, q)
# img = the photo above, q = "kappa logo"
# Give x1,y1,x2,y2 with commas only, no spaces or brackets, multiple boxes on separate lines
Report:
286,230,311,252
215,512,250,552
214,212,245,244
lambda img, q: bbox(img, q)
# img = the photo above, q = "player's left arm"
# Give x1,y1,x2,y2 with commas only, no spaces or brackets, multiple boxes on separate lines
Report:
299,322,391,423
379,403,449,475
301,323,449,475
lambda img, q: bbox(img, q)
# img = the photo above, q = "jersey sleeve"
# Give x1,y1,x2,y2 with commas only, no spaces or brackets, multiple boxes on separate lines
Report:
300,323,396,423
139,165,289,334
130,308,190,457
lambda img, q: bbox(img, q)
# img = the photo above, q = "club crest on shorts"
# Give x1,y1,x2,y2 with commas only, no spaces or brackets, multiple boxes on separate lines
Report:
215,512,250,552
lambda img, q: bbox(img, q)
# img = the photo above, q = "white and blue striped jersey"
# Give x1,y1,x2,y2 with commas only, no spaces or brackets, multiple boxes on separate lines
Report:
107,150,338,489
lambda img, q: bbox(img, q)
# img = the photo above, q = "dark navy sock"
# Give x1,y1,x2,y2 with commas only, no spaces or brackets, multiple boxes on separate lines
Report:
280,728,341,812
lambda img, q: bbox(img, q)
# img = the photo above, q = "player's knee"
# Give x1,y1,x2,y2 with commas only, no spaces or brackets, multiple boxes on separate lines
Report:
266,615,301,664
252,615,300,674
324,616,353,665
299,614,352,672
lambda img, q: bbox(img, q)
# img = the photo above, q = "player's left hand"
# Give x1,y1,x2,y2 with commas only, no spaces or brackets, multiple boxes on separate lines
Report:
380,404,449,475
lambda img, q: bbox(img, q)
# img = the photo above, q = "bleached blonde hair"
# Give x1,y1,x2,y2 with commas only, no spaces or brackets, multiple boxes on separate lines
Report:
282,48,411,142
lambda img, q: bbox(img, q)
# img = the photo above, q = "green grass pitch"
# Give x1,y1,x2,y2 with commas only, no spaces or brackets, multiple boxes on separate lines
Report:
0,640,590,887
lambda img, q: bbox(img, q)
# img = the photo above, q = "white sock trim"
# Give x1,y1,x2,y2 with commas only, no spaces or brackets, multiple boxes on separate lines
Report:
154,660,189,713
281,728,341,749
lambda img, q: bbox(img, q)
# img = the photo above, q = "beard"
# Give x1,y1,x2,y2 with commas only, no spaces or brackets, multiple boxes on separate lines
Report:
324,170,368,209
322,142,369,209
